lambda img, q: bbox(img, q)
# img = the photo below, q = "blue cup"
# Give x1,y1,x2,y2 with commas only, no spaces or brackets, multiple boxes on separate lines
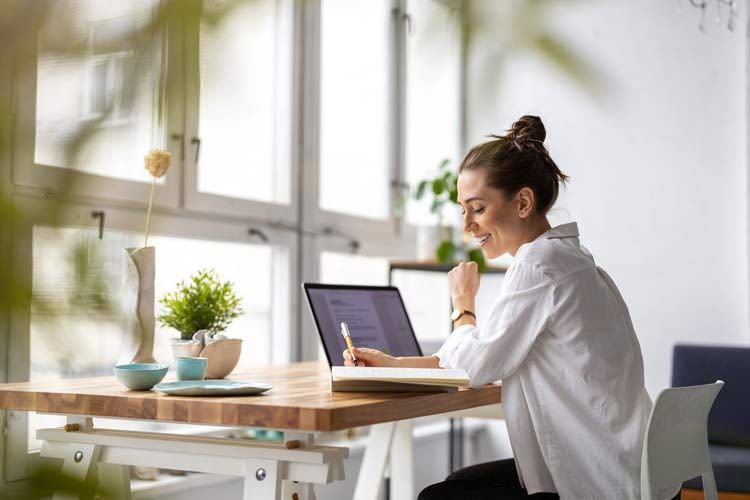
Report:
176,357,207,381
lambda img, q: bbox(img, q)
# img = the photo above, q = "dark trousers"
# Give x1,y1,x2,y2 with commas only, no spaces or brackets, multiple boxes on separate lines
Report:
417,458,682,500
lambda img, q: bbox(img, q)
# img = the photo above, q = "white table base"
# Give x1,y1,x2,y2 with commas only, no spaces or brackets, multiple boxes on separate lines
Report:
38,416,348,500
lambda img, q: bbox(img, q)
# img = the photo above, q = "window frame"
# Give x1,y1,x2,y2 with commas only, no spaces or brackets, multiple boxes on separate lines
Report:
1,0,466,485
3,196,297,481
181,0,300,223
11,2,182,209
304,0,406,241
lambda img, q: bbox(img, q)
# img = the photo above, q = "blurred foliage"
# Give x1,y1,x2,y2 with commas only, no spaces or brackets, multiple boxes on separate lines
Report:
414,159,459,226
463,0,607,104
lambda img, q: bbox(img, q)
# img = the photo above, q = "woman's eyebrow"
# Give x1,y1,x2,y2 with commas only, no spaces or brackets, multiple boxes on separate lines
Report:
461,196,484,204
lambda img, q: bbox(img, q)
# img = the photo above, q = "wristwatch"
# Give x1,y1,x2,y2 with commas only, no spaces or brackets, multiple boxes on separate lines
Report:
450,309,476,322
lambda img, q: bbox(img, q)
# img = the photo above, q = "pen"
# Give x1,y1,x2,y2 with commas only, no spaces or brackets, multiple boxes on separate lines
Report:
340,322,359,367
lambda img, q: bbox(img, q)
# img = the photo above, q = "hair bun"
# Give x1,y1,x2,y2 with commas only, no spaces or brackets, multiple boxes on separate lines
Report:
508,115,546,144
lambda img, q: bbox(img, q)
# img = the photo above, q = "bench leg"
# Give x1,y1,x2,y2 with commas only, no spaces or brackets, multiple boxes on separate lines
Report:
243,458,282,500
98,463,132,500
282,432,317,500
50,442,100,500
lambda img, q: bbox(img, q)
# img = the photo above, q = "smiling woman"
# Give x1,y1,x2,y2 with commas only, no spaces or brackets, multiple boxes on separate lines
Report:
344,116,672,500
456,116,569,260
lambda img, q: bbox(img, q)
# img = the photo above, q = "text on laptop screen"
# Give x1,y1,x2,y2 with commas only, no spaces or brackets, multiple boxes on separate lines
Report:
305,287,423,366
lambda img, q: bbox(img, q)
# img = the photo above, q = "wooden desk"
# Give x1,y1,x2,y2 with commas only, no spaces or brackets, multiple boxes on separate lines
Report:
0,362,501,500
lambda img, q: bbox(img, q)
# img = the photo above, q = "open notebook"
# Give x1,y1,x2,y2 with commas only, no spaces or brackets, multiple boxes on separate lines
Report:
331,367,471,393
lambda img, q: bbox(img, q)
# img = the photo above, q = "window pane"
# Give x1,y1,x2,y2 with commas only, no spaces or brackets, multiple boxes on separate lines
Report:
392,269,504,352
197,0,290,203
28,225,277,450
319,0,390,219
34,0,164,182
319,252,389,286
405,0,461,226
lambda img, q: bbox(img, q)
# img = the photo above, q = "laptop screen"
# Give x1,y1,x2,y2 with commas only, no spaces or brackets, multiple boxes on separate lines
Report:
303,284,424,366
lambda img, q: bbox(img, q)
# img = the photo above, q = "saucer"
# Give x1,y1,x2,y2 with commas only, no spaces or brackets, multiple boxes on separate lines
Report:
153,380,272,396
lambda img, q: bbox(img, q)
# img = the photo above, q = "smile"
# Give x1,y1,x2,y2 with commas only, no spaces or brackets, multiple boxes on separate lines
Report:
475,234,490,247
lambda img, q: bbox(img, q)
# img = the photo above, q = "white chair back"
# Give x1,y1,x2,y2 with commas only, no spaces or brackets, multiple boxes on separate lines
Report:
641,380,724,500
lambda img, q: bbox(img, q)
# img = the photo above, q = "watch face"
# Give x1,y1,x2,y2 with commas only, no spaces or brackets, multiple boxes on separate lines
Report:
450,309,461,321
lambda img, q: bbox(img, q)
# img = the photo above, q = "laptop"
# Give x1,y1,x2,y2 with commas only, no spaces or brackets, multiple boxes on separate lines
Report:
302,283,424,367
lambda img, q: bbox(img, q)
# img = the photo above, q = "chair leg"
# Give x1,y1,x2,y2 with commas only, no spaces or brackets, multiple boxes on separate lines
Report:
702,470,719,500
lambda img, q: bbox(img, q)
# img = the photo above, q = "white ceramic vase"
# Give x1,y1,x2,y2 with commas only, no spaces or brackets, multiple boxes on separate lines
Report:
119,247,156,364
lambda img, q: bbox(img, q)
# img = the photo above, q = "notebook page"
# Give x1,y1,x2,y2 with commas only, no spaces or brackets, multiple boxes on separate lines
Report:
332,366,469,384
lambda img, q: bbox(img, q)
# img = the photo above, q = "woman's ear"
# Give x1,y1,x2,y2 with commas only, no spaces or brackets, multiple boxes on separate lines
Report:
517,187,535,219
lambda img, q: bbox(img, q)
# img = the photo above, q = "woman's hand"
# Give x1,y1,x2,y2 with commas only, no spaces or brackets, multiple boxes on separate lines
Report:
343,347,399,367
448,261,480,309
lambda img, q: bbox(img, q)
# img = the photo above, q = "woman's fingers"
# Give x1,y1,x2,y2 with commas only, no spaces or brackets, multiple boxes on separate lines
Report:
343,348,371,366
343,347,398,367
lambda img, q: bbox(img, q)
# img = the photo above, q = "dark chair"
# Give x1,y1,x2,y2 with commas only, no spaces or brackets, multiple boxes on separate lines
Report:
672,344,750,499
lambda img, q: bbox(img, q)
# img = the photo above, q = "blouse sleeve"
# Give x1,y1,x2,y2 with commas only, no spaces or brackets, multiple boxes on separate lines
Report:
434,261,555,387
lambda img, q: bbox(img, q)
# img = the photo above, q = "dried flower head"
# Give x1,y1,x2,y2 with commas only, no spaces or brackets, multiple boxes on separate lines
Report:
144,149,171,178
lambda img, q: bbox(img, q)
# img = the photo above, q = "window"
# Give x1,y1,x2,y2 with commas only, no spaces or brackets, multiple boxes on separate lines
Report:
393,269,505,354
195,0,292,205
34,0,164,182
4,0,464,482
405,0,462,226
26,223,280,452
318,0,392,220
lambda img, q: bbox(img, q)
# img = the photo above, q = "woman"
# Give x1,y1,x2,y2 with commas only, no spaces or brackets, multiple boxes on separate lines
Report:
344,116,678,500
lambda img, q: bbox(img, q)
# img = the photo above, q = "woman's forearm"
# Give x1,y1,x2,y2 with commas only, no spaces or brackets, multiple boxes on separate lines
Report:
395,355,441,368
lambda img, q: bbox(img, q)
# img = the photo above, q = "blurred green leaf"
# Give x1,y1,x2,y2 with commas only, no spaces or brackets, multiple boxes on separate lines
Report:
468,248,487,273
529,32,606,100
436,240,456,264
415,180,428,200
432,178,445,196
449,187,458,204
430,198,443,215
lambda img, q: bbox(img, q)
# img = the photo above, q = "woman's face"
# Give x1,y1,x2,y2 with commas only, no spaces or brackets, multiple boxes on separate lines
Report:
457,169,527,259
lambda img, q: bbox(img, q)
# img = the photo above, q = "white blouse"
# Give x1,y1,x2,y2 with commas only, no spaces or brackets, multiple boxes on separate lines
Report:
435,222,652,500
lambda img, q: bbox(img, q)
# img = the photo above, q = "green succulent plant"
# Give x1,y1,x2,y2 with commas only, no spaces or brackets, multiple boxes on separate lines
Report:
157,268,243,340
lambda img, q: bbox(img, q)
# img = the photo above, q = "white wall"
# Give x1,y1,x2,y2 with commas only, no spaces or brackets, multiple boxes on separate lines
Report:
467,0,749,396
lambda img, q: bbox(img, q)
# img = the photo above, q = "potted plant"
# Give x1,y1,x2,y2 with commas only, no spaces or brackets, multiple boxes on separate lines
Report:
158,268,245,378
413,159,486,271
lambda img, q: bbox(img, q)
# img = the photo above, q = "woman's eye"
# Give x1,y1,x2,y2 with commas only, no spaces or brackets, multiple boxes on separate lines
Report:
459,207,484,216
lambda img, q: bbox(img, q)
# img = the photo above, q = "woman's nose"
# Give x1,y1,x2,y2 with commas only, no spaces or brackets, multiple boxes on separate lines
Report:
463,214,476,233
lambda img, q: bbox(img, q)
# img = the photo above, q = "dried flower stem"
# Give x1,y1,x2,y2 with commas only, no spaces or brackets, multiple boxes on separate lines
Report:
144,177,156,248
142,148,171,248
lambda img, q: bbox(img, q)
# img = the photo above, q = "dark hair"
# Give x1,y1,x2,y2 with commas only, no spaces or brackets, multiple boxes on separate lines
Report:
459,115,569,215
